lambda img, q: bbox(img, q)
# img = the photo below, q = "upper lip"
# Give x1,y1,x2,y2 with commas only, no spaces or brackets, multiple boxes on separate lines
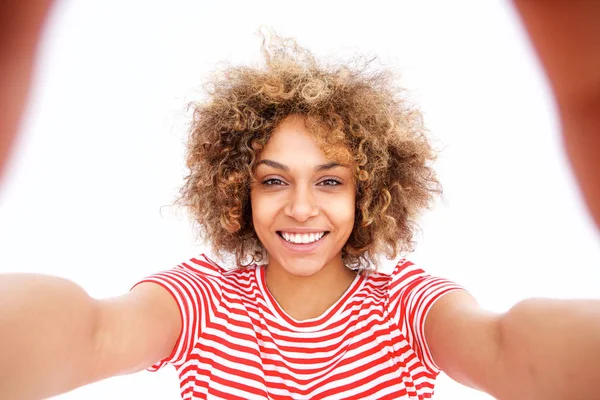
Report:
277,228,329,233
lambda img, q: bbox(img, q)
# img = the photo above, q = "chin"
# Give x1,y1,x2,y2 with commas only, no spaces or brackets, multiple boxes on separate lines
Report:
277,256,327,277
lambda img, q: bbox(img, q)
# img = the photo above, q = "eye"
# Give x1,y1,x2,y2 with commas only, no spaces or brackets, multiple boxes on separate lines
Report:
318,178,342,186
262,178,286,186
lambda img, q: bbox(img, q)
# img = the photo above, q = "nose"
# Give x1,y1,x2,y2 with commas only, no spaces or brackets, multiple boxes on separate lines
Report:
284,185,319,222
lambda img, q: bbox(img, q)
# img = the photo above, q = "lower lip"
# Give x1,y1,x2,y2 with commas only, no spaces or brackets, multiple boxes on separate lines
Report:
278,233,327,253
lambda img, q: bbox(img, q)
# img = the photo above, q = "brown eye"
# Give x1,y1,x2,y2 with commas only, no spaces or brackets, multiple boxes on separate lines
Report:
318,179,342,186
262,178,286,186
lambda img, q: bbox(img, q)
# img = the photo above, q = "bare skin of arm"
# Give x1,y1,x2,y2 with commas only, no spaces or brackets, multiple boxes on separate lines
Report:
0,275,180,399
426,291,600,400
513,0,600,228
0,5,181,396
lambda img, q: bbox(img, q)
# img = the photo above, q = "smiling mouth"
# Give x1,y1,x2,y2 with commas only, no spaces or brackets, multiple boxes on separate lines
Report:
277,231,329,244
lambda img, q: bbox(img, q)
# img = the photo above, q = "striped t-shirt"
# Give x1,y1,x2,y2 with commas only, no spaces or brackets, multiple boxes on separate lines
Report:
137,254,462,399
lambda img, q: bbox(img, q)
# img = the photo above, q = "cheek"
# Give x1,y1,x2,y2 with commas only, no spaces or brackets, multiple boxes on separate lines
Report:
326,192,356,230
250,191,276,230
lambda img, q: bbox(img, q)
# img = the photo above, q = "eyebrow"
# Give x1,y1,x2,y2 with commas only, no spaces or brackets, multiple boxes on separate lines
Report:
256,159,346,172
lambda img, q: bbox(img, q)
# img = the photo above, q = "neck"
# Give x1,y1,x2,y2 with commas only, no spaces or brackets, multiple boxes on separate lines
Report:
265,255,357,321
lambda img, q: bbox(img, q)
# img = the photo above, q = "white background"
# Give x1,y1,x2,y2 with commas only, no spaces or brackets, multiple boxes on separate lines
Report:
1,0,599,399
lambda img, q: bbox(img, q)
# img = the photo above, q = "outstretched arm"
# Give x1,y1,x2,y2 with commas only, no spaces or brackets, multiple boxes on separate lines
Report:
0,274,181,399
426,291,600,399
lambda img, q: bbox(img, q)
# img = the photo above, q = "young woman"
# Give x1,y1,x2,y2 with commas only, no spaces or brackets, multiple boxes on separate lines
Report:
2,33,599,399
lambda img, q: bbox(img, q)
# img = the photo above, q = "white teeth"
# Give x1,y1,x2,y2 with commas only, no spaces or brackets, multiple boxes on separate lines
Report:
280,232,325,244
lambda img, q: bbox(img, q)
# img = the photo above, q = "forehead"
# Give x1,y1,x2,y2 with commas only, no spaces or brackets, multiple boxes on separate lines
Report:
260,116,353,165
260,117,323,159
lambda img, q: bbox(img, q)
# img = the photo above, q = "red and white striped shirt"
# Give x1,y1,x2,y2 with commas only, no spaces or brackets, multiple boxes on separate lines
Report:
136,254,462,399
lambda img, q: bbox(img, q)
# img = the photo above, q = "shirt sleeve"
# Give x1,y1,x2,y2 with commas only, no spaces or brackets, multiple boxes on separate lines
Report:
388,259,464,374
131,254,224,371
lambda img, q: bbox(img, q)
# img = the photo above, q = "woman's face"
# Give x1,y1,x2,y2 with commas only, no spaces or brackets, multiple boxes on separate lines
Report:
250,117,356,276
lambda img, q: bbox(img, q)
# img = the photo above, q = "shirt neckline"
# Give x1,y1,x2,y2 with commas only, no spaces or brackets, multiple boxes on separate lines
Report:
256,264,364,331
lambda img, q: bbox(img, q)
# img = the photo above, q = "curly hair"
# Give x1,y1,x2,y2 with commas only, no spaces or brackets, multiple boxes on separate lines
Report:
177,33,441,271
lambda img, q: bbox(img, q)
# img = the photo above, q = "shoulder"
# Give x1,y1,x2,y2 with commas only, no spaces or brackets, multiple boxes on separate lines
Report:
365,258,427,292
384,258,463,300
195,255,263,299
379,257,465,328
169,253,255,283
354,259,426,305
388,258,427,282
136,254,234,306
180,254,228,276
